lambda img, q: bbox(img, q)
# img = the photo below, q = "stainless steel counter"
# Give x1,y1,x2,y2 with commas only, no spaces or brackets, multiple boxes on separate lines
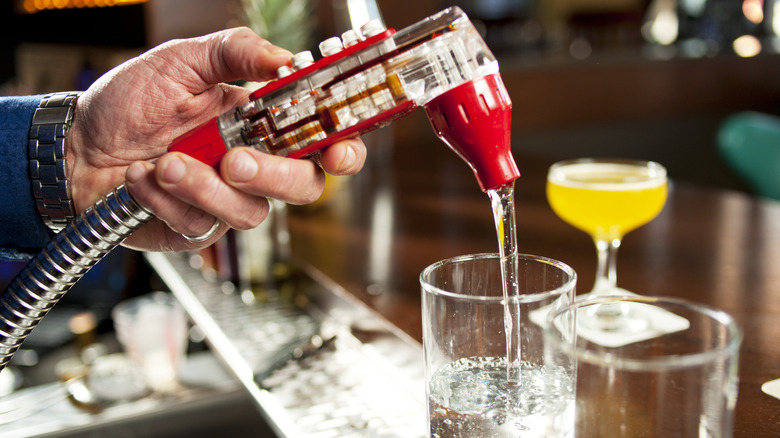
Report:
145,251,426,438
1,250,426,437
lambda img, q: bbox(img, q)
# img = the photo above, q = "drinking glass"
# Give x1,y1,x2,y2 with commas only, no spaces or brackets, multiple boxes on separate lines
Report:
112,292,188,394
546,158,668,331
544,296,742,438
420,253,577,438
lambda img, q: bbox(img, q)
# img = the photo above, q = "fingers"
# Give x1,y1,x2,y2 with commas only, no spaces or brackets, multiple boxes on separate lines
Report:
154,154,273,230
125,161,239,241
126,148,328,234
219,137,366,194
318,137,367,176
220,148,326,204
123,135,365,251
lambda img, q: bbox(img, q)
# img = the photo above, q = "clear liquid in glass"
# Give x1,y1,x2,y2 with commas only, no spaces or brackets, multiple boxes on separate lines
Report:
428,356,573,438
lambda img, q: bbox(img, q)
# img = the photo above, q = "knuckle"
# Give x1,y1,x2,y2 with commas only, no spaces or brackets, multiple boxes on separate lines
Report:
191,172,225,206
177,208,212,236
300,182,325,204
230,198,269,230
277,160,325,205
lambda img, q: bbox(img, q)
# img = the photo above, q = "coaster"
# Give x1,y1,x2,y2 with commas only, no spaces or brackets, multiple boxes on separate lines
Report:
530,290,690,348
762,378,780,400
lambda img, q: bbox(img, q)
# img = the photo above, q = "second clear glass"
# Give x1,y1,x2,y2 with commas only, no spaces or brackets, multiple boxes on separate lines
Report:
544,296,742,437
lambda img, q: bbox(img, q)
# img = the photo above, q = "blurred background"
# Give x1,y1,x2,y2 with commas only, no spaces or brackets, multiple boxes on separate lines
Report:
1,0,778,337
1,1,778,435
2,0,778,194
2,0,778,355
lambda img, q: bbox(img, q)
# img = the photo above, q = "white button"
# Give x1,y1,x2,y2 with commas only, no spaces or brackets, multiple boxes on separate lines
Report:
341,29,361,48
291,51,314,69
360,19,385,38
319,36,344,57
277,65,293,78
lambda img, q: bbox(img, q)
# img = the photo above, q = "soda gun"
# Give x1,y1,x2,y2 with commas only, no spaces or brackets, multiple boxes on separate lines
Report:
0,7,519,370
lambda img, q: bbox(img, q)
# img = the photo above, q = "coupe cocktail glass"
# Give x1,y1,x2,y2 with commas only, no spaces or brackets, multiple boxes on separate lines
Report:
546,158,668,331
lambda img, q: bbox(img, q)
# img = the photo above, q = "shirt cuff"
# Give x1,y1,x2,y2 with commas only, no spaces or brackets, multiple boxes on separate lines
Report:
0,94,55,253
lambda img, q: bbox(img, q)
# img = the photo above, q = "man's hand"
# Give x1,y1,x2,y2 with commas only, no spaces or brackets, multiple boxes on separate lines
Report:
67,27,366,252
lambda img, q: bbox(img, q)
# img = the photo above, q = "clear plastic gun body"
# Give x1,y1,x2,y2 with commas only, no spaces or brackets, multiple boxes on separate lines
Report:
171,7,519,191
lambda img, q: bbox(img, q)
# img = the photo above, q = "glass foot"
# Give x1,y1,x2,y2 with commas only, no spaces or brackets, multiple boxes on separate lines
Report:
578,289,650,333
583,301,650,332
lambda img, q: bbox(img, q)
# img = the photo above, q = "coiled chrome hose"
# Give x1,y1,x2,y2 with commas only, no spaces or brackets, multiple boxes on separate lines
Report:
0,184,152,370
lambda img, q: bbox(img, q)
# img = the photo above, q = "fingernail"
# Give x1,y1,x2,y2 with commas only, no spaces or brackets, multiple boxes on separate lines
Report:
228,149,259,182
160,157,187,184
126,162,146,184
339,144,357,173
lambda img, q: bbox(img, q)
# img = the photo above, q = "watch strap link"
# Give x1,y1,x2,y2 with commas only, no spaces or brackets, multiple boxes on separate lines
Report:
28,92,82,233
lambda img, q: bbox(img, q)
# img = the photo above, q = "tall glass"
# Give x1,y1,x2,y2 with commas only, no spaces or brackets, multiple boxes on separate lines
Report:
544,296,742,438
546,158,668,331
420,253,577,438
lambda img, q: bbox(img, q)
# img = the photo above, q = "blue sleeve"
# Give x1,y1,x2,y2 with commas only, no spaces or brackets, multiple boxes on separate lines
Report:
0,94,53,261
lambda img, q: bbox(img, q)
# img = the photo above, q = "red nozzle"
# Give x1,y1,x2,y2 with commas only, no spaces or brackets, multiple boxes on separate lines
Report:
423,73,519,191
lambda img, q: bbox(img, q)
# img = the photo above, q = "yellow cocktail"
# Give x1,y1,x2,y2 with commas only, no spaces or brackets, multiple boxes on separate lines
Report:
547,161,668,241
546,159,669,332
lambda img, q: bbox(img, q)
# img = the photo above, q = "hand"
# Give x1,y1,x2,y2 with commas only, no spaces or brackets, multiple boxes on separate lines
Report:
67,27,367,252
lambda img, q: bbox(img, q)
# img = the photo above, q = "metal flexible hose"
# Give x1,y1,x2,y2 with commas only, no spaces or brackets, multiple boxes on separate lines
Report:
0,184,152,370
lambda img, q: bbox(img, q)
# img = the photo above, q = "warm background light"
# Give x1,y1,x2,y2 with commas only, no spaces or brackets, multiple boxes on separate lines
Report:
22,0,147,13
733,34,762,57
742,0,764,24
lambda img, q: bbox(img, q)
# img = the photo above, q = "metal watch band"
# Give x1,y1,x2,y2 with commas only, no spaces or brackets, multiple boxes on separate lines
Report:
28,91,82,233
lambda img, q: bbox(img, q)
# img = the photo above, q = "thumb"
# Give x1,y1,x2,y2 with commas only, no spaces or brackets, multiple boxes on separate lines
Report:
189,27,293,86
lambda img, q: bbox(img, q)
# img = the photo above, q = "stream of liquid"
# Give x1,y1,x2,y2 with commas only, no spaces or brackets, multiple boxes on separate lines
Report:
487,183,521,385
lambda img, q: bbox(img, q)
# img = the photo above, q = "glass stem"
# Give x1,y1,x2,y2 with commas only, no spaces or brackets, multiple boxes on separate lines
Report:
587,237,645,331
592,237,621,296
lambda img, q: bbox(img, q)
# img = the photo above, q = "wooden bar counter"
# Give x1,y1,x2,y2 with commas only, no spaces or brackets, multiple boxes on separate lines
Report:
286,125,780,437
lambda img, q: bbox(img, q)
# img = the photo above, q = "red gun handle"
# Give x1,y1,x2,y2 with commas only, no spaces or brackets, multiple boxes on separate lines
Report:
168,118,227,168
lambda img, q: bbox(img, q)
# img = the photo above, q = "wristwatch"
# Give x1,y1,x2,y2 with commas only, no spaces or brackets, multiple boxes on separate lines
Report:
28,91,82,233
